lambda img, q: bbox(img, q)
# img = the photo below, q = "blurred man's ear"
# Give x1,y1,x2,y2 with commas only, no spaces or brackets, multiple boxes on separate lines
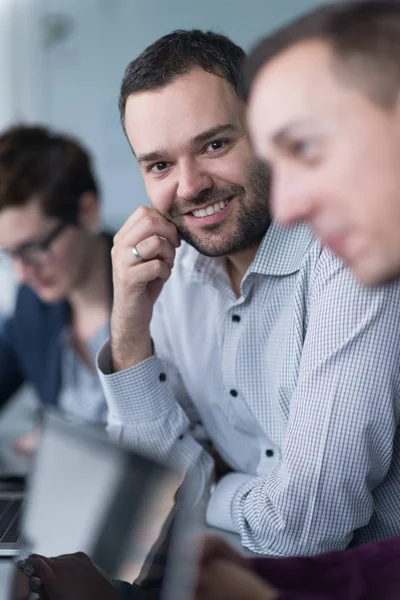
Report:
76,191,100,232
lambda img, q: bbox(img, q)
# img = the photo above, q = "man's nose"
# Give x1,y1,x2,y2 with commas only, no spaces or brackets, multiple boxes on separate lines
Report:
176,160,213,201
272,175,315,227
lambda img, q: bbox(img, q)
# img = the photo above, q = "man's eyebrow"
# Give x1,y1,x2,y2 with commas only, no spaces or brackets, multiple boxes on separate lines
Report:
272,119,312,146
137,124,238,165
192,123,238,145
137,150,165,165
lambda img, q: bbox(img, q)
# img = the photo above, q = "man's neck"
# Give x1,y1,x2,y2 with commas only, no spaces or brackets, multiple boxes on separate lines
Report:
226,243,260,298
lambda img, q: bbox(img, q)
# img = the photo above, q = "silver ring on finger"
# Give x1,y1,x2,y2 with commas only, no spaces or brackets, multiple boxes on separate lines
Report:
132,245,143,261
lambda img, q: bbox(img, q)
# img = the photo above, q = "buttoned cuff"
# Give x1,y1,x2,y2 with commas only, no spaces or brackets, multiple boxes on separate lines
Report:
97,340,172,422
206,472,254,533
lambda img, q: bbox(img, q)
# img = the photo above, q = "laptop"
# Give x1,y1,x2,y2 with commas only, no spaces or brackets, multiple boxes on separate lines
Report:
0,475,25,556
0,438,30,557
7,409,201,600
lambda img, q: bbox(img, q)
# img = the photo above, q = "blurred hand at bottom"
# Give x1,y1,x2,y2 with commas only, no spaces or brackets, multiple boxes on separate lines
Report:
10,552,118,600
195,536,278,600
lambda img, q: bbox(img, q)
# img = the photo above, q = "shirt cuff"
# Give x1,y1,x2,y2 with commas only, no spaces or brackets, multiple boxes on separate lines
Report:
206,473,254,533
97,339,155,375
97,340,172,422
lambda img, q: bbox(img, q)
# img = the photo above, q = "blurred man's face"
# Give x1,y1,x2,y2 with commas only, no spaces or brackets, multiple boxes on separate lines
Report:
124,67,270,257
247,39,400,285
0,199,98,303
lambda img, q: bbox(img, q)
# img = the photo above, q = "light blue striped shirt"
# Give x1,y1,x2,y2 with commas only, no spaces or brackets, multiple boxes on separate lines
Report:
99,222,400,556
59,321,109,424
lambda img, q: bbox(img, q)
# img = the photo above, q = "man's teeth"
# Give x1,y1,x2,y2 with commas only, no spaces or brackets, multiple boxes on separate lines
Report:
192,199,229,218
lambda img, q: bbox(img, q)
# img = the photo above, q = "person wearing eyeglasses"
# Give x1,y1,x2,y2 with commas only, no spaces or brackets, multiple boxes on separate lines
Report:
0,125,114,453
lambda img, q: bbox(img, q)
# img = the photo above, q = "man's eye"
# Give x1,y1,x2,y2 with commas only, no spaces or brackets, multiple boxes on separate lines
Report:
205,139,228,153
150,162,168,173
290,139,317,159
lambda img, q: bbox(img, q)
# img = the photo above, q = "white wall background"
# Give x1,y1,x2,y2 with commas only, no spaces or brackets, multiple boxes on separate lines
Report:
0,0,45,314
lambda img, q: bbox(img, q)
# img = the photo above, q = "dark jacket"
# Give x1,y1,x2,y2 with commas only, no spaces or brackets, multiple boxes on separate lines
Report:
0,232,113,410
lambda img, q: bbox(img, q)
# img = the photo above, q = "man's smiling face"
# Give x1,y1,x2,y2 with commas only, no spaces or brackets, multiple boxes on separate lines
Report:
124,67,270,257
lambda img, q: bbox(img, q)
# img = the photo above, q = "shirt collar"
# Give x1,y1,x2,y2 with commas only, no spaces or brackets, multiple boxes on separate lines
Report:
249,221,315,276
179,221,316,285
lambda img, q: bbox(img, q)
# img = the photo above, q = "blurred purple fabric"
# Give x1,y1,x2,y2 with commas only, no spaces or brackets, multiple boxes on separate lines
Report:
250,534,400,599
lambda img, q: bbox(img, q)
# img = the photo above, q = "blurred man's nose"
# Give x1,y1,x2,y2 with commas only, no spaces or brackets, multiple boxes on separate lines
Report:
176,159,213,201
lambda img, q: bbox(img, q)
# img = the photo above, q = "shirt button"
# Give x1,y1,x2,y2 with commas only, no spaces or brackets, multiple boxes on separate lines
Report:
230,389,238,397
265,449,274,458
159,372,167,382
232,314,241,323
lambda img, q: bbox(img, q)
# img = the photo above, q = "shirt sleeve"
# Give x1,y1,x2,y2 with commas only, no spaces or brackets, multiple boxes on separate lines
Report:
98,300,214,507
206,252,400,555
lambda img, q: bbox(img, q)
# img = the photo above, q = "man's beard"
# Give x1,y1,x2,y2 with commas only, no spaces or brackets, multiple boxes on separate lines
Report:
168,161,271,257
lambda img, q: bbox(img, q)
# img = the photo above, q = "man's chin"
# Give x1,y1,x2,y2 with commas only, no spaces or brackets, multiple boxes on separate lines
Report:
353,256,400,287
32,284,63,303
178,233,256,258
177,210,270,258
177,228,227,256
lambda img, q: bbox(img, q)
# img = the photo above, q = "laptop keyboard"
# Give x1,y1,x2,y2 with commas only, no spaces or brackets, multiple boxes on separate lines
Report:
0,499,22,543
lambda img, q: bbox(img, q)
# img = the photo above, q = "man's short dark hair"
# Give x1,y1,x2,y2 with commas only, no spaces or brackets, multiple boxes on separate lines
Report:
0,125,98,222
119,29,246,125
244,1,400,109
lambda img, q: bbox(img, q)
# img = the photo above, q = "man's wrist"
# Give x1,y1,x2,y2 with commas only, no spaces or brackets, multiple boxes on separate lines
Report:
110,334,153,372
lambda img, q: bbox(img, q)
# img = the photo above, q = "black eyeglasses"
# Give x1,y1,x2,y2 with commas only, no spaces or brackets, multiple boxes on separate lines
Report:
0,221,71,268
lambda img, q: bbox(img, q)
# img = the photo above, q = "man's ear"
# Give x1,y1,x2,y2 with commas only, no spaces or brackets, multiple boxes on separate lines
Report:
76,191,100,232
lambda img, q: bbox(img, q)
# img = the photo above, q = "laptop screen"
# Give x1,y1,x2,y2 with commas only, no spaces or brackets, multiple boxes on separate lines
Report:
110,470,201,600
13,409,200,600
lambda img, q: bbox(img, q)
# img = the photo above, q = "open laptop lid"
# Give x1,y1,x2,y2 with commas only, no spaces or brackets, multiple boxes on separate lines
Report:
112,469,203,600
18,409,168,569
11,408,201,600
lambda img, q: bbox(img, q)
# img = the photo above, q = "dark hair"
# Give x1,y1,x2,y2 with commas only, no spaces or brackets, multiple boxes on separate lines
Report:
0,125,99,221
244,1,400,108
119,29,246,124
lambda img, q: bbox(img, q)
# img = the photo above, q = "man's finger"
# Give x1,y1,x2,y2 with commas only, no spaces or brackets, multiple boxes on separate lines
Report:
133,236,176,266
126,259,172,288
115,207,180,248
25,555,57,587
114,205,151,239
